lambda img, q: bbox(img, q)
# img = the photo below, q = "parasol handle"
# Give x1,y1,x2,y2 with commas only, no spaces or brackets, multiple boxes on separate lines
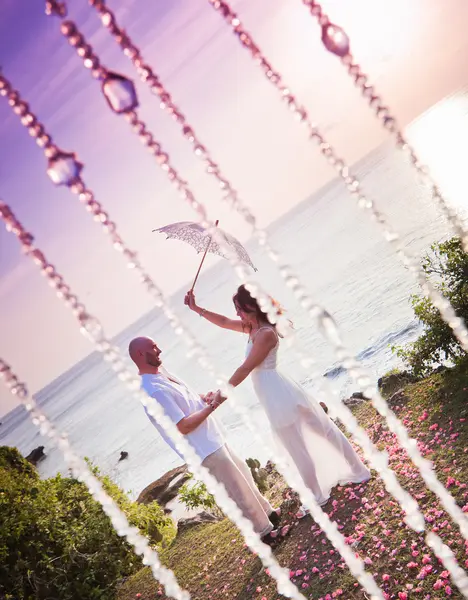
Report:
190,220,219,292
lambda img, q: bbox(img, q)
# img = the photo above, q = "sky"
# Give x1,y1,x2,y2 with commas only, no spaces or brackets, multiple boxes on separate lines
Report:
1,0,468,416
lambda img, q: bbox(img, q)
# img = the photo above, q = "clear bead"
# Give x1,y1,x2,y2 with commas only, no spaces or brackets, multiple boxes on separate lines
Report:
19,232,34,247
79,314,103,342
100,11,114,27
13,101,29,116
102,72,138,114
60,21,76,36
321,23,350,57
37,134,52,148
45,0,67,17
47,151,83,186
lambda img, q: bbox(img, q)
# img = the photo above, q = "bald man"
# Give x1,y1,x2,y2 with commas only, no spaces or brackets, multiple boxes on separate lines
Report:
129,336,281,544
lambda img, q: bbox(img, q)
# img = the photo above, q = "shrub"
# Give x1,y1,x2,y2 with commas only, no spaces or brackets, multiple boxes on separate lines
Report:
245,458,268,493
395,237,468,376
178,475,223,518
0,447,175,600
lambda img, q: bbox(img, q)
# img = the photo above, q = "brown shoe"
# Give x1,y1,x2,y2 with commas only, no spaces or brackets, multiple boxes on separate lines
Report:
261,529,282,546
268,508,281,527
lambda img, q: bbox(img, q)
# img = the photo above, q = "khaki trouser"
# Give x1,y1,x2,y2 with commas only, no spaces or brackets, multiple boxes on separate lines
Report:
202,444,273,537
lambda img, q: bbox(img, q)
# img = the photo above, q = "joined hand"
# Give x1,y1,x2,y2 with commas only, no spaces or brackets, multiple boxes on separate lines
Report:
203,389,227,409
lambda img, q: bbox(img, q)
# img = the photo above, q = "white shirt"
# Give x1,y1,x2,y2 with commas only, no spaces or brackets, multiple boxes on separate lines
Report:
141,368,225,462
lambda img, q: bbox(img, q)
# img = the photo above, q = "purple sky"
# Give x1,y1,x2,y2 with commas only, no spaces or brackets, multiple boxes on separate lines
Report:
1,0,468,415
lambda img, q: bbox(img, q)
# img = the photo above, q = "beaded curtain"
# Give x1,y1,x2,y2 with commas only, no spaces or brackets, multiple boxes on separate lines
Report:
1,1,468,598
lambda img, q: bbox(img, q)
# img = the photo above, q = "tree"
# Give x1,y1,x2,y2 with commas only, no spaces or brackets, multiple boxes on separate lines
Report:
395,237,468,376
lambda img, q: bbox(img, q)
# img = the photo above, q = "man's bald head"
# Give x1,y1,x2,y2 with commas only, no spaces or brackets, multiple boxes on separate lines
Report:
128,337,162,372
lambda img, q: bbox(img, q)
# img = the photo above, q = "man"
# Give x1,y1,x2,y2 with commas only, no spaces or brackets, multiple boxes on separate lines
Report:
128,336,282,544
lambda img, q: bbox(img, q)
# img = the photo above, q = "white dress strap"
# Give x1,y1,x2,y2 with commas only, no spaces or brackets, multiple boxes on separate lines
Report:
251,326,279,344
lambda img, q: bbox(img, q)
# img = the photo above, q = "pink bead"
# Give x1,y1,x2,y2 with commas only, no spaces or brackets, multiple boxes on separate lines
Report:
321,23,350,57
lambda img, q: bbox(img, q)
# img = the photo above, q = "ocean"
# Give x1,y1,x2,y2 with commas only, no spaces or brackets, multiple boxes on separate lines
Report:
1,91,467,500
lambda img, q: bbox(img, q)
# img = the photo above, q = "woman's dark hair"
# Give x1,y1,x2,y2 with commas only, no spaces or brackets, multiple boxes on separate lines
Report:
232,285,288,334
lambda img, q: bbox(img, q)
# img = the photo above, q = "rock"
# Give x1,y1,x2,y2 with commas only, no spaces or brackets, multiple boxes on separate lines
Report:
343,396,365,408
378,371,417,397
160,472,193,506
137,464,190,506
118,451,128,462
177,511,222,535
25,446,46,466
351,391,368,400
388,389,410,407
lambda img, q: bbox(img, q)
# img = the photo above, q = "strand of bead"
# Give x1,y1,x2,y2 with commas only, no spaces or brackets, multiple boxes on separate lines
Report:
79,0,468,556
0,73,215,378
0,224,383,600
251,336,468,596
205,0,468,538
46,3,468,393
33,4,425,545
0,201,307,600
86,0,257,229
45,3,288,305
204,0,468,352
0,45,420,592
0,359,190,600
84,0,468,359
11,2,467,581
0,36,460,600
50,0,468,422
300,0,468,253
230,381,468,600
246,279,468,547
0,61,383,595
322,317,468,543
3,9,459,569
224,282,468,596
41,4,269,297
426,532,468,597
310,375,468,598
43,0,468,557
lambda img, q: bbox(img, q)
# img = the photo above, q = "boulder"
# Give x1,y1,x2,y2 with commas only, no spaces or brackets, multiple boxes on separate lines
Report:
177,511,222,536
118,451,128,462
387,389,410,407
343,396,365,408
351,391,368,400
137,464,190,506
25,446,46,466
378,371,417,397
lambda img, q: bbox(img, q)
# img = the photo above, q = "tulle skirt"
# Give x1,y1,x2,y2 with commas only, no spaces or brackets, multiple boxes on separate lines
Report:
251,368,370,504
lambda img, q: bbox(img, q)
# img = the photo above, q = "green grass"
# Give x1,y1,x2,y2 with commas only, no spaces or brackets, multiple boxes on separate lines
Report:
118,364,468,600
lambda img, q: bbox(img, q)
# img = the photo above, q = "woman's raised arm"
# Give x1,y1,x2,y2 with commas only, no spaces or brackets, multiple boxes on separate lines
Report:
184,291,245,333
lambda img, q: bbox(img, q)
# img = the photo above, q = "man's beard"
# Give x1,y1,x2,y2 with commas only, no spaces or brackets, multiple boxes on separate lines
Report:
146,352,161,368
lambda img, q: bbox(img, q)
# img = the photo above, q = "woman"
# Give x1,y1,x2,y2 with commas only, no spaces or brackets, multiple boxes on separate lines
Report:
184,285,371,516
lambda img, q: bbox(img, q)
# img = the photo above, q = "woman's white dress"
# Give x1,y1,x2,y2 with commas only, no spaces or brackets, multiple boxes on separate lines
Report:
247,327,370,505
